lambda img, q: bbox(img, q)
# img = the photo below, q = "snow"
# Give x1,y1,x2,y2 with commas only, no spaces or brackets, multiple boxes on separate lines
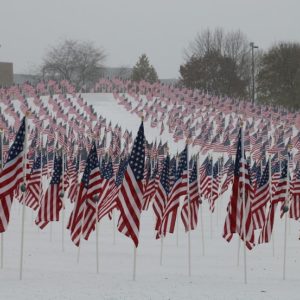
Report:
1,93,300,300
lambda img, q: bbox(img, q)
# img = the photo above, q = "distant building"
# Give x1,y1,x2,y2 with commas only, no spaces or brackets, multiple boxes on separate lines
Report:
13,73,38,85
0,62,13,87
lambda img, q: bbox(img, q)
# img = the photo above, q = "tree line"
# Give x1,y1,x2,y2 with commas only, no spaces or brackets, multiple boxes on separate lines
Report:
38,29,300,110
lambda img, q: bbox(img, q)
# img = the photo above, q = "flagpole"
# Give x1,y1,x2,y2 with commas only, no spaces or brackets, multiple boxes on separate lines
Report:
269,155,275,257
20,114,28,280
237,238,241,267
187,144,191,277
61,151,65,252
160,235,164,266
96,201,99,274
210,156,213,239
133,245,137,281
197,156,205,256
176,152,179,248
241,123,247,284
112,209,116,245
0,128,3,269
283,146,291,280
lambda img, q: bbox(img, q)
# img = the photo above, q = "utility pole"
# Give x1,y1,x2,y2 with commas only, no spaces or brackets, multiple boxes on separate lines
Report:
250,42,258,104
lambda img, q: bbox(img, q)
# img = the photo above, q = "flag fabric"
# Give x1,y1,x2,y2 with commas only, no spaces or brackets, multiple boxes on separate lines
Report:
289,166,300,220
142,163,159,211
157,146,188,237
81,147,102,241
68,157,79,203
0,117,26,233
209,161,220,212
200,157,213,199
35,154,63,229
181,158,200,232
117,121,145,247
252,160,270,230
258,159,289,244
153,155,170,233
68,142,101,246
23,153,42,211
98,157,127,222
223,128,255,250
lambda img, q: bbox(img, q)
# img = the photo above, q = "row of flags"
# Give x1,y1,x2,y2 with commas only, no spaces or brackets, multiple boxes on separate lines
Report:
0,78,299,252
0,114,298,252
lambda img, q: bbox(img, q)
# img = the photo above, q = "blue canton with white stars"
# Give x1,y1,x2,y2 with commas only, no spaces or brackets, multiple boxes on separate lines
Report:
102,158,113,180
280,160,288,179
32,153,42,172
116,158,129,186
81,142,100,189
7,117,26,163
160,155,170,194
176,146,187,181
258,160,269,188
189,160,197,184
129,122,145,180
50,155,63,185
213,161,219,179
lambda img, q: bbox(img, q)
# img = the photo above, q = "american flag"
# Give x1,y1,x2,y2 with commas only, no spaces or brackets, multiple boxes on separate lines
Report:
157,146,187,237
67,156,79,203
153,155,170,233
0,117,26,233
98,156,128,222
200,157,213,199
117,121,145,247
220,159,235,195
289,165,300,220
81,145,102,241
181,158,200,232
252,160,270,230
35,154,63,229
223,128,255,250
68,142,101,246
23,153,42,211
209,161,220,212
142,162,158,211
97,157,115,221
258,159,289,244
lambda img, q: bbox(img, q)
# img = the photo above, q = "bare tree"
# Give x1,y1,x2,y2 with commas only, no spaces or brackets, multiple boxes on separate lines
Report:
184,28,262,98
41,39,106,88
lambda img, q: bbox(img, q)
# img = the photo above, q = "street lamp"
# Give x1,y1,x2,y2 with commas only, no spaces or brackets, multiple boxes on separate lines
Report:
250,42,258,104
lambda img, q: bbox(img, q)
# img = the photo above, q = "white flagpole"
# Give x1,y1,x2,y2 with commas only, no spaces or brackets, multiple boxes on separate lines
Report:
61,151,65,252
269,155,275,257
133,246,137,281
283,147,291,280
241,124,247,284
176,152,179,248
112,210,116,245
196,155,205,256
0,128,3,269
20,115,28,280
237,238,241,267
186,144,191,277
160,235,164,266
96,202,99,273
176,215,179,247
210,156,213,239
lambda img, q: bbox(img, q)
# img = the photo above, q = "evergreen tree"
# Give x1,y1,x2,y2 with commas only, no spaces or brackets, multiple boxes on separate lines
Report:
131,54,158,83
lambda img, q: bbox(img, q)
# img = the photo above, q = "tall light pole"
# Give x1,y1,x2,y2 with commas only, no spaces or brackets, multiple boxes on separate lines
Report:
250,42,258,103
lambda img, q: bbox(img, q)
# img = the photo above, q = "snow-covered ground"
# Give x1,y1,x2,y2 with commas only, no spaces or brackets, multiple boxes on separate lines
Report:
1,93,300,300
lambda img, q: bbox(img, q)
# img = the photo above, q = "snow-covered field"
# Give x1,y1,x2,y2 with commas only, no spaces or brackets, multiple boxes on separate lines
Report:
1,93,300,300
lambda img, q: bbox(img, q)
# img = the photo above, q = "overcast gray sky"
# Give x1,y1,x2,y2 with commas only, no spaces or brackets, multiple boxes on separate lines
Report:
0,0,299,78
